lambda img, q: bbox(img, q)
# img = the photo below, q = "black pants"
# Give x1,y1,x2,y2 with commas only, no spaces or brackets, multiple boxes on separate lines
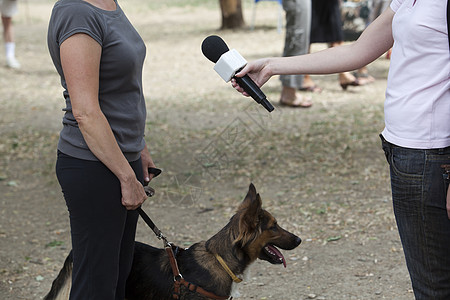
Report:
56,151,142,300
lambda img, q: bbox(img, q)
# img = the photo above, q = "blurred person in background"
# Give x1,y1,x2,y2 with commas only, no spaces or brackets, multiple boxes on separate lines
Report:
1,0,20,68
279,0,313,107
302,0,371,91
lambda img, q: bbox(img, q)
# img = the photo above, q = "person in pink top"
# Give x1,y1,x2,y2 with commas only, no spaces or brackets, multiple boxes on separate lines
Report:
232,0,450,298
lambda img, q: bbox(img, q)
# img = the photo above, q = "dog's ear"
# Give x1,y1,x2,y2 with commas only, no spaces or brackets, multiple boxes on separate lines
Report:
234,183,263,247
238,183,262,217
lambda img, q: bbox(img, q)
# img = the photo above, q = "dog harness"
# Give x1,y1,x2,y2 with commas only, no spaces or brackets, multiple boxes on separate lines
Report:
166,244,232,300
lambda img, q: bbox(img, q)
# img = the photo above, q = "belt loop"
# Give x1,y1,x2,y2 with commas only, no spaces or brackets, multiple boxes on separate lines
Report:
438,148,444,155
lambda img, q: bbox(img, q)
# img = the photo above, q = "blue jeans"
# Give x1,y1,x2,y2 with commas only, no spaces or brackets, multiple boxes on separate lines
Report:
381,135,450,299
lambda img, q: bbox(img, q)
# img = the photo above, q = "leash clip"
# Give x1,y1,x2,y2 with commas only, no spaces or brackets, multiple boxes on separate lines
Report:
174,274,183,282
156,231,167,241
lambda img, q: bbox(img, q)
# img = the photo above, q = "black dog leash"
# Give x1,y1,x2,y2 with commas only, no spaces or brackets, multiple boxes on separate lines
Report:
137,206,169,245
137,167,169,244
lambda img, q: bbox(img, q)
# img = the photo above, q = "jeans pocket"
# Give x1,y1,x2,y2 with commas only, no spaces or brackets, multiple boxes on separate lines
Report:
390,147,424,179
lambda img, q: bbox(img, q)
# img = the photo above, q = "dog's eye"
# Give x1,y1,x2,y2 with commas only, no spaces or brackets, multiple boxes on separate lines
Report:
270,224,278,231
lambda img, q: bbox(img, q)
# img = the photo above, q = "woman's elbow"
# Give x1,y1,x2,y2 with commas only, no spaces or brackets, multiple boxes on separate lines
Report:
72,106,100,127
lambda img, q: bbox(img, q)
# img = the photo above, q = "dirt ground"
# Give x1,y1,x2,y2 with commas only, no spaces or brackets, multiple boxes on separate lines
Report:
0,1,414,299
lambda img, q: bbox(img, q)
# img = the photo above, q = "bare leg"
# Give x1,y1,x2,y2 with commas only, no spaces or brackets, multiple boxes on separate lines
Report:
2,16,13,43
2,16,20,69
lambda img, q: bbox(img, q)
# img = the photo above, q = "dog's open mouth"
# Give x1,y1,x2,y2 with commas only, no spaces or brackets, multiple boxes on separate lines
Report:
260,244,287,268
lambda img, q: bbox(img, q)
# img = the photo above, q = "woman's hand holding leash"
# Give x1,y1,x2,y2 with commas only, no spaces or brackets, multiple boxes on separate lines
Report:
121,177,148,210
122,145,161,210
121,145,161,210
120,166,161,210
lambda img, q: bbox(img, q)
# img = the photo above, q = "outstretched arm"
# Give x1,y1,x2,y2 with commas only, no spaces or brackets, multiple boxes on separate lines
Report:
233,7,395,94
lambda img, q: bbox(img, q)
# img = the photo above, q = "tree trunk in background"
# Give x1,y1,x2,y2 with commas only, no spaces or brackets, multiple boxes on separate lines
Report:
219,0,246,29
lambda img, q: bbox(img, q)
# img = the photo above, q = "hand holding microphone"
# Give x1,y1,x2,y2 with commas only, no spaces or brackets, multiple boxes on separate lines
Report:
201,35,274,112
232,59,273,97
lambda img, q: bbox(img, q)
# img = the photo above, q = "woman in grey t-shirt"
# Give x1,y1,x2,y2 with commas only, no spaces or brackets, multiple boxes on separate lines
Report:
47,0,158,298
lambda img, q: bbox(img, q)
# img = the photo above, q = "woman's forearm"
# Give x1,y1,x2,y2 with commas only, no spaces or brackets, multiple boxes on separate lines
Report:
76,109,136,183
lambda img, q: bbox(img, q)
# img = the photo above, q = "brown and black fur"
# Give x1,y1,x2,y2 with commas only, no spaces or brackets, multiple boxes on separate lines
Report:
44,183,301,300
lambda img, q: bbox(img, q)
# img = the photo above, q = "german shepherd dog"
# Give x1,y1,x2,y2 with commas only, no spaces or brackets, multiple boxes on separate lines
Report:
44,183,301,300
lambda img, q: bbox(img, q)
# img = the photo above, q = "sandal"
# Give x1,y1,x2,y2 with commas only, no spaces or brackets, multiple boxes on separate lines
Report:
279,96,312,108
339,72,361,90
299,85,322,93
340,79,360,90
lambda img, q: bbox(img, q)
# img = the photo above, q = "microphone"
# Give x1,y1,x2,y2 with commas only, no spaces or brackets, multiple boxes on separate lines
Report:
201,35,274,112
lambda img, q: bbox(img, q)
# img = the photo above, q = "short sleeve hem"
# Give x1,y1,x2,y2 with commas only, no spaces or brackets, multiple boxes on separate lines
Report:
59,28,103,47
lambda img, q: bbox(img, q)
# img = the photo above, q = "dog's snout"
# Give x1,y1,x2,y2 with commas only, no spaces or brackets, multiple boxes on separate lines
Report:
287,233,302,249
276,232,302,250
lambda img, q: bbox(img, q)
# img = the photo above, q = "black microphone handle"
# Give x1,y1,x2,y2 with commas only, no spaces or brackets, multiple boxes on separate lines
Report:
233,75,274,112
234,75,265,103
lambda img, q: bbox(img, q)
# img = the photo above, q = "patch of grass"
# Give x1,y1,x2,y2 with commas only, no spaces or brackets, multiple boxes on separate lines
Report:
45,240,64,248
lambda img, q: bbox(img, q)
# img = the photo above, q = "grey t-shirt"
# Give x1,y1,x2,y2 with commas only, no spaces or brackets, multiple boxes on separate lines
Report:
47,0,147,161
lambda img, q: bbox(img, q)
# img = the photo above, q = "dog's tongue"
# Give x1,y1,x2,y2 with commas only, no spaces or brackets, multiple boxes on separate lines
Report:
267,245,286,268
